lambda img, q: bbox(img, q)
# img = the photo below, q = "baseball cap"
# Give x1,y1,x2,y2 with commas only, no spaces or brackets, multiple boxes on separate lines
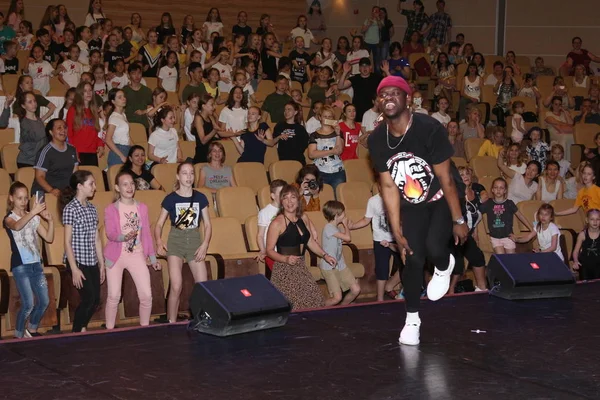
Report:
358,57,371,66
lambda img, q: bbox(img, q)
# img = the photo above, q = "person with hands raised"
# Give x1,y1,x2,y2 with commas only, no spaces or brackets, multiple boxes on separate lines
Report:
338,57,384,121
103,171,160,329
4,182,54,338
266,184,332,310
233,106,274,164
154,161,212,323
61,170,104,333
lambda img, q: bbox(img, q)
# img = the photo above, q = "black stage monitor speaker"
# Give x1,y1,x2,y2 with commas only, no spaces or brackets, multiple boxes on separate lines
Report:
487,253,575,300
189,274,291,337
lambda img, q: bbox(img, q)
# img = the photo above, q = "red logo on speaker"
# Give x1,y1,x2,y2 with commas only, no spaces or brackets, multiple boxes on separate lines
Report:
530,263,540,270
240,289,252,297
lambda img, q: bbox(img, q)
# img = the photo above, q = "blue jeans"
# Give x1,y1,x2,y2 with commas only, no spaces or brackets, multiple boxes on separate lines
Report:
366,43,380,72
377,41,390,68
107,144,131,168
12,262,49,338
321,169,347,194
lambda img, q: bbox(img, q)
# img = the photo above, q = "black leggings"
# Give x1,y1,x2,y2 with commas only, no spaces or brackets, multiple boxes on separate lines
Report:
493,106,509,127
69,263,101,332
373,241,402,281
401,199,452,313
579,259,600,280
78,152,99,166
452,235,486,275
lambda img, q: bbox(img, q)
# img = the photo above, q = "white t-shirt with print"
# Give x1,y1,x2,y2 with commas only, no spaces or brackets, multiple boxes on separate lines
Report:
536,222,563,261
365,194,393,242
148,127,179,163
290,27,315,49
219,106,248,133
431,111,451,127
109,74,130,89
158,66,178,92
213,62,233,94
29,61,54,96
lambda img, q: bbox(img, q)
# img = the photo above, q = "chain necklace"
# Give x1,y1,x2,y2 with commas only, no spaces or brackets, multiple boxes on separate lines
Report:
386,112,414,150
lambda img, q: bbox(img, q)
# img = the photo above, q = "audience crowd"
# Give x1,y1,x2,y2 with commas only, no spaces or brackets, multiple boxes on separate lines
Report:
1,0,599,338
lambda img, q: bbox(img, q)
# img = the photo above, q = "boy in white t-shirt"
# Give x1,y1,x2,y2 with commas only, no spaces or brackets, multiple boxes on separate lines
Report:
349,185,402,302
59,44,83,88
257,180,286,272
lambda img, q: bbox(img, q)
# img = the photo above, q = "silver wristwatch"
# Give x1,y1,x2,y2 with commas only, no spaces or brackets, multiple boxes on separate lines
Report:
453,217,466,225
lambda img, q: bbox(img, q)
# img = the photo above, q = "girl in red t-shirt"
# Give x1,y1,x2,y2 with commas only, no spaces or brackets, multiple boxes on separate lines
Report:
339,103,361,161
66,81,104,165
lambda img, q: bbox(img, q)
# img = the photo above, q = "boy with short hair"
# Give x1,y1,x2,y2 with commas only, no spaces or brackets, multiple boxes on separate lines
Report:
321,200,361,306
2,40,18,74
181,62,207,104
257,179,287,271
123,62,153,132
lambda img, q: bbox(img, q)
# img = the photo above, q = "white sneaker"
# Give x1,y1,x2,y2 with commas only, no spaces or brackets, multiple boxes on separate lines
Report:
427,254,455,301
474,286,486,292
398,313,421,346
23,329,32,338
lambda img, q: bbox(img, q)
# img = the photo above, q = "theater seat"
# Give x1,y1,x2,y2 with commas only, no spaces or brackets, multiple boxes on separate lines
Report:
269,160,303,184
1,143,19,174
344,159,375,185
15,167,35,193
107,164,123,188
551,198,585,234
258,185,271,209
516,200,543,231
464,138,485,162
135,189,167,224
180,141,195,160
152,163,179,192
78,165,106,192
0,168,11,195
471,156,501,179
130,123,148,146
264,145,278,171
336,181,371,210
216,186,258,225
233,162,269,194
207,217,260,279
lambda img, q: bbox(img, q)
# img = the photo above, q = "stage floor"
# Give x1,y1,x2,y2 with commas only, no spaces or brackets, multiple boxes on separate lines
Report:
1,282,599,400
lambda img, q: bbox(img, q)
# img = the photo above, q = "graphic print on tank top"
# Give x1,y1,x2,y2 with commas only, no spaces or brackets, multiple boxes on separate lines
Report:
387,151,435,204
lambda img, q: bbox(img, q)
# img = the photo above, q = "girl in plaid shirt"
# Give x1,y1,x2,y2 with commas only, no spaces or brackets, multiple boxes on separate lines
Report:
61,170,105,332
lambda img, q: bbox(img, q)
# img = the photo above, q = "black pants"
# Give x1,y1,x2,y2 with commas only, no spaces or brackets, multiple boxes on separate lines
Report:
68,262,101,332
17,162,33,169
401,199,452,312
579,259,600,281
78,152,98,166
493,106,509,127
373,241,402,281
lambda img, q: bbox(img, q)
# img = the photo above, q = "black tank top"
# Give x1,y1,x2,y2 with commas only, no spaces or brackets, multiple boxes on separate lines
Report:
192,115,215,163
276,216,310,256
581,229,600,262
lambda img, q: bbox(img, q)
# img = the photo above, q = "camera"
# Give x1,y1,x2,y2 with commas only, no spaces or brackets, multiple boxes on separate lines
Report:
307,179,319,191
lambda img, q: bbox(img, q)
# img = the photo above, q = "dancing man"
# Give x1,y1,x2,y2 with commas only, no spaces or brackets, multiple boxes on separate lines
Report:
367,76,468,345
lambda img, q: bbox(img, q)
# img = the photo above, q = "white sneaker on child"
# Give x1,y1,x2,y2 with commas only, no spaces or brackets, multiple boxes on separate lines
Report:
427,254,455,301
399,312,421,346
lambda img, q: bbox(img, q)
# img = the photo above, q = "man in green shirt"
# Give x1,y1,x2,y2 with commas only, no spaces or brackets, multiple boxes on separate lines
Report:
261,75,292,124
181,62,207,103
123,63,153,132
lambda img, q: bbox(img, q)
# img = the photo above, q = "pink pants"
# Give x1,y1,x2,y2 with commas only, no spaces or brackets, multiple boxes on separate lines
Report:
105,251,153,329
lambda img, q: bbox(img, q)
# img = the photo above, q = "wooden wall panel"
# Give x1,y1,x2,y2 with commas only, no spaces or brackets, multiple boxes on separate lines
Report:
505,0,600,70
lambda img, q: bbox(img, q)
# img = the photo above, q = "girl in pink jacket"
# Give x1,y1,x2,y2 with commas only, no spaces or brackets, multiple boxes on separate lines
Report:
104,170,161,329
